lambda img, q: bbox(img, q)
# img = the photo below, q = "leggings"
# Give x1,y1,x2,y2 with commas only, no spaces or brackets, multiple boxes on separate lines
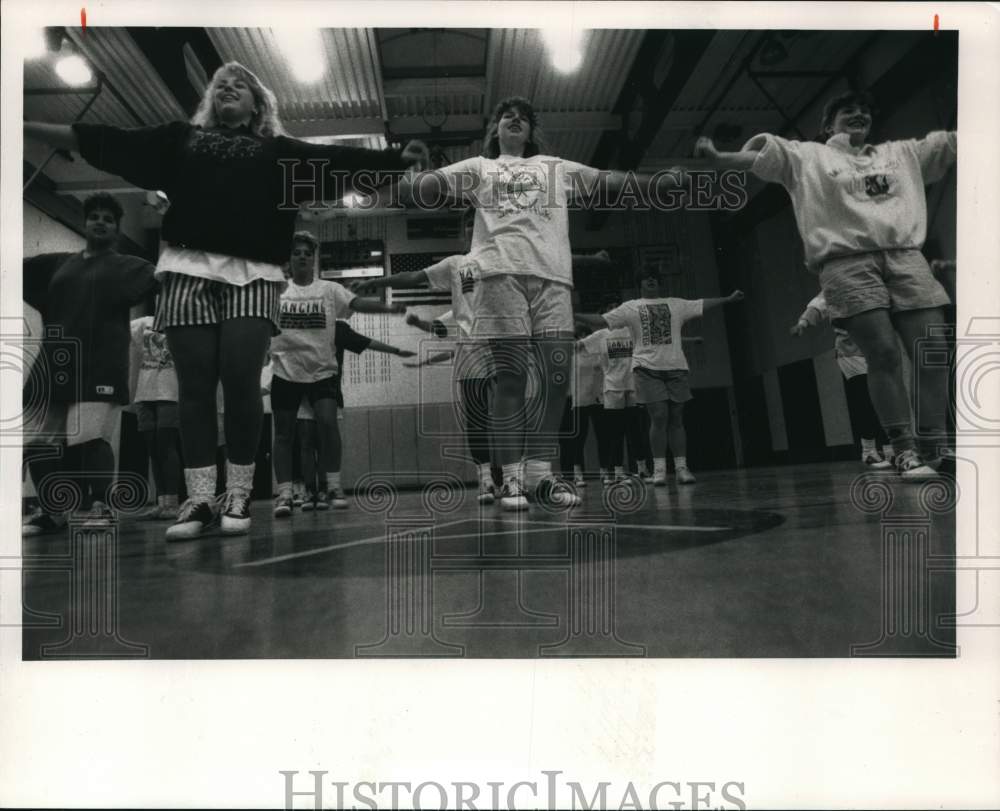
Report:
460,376,493,466
844,373,888,446
559,401,602,472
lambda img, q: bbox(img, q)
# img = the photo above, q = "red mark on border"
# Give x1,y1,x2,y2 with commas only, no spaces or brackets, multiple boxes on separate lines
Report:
934,13,939,31
81,7,87,32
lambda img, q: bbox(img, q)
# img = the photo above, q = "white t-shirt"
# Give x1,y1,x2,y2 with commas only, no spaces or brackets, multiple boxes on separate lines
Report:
423,254,482,338
573,354,605,407
579,327,635,393
434,154,601,286
604,297,704,372
271,278,355,382
747,131,956,270
130,316,178,402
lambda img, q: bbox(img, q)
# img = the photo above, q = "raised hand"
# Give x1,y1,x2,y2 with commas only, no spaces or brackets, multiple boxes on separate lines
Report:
401,140,431,171
789,321,807,337
727,289,745,303
694,136,719,159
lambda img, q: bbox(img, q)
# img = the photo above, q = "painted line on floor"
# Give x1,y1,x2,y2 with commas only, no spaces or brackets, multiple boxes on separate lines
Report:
233,519,731,569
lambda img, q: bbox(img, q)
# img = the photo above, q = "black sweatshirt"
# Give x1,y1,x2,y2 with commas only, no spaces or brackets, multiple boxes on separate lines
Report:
23,251,157,404
73,122,409,266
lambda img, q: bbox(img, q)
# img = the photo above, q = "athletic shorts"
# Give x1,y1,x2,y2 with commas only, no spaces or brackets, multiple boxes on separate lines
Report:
633,368,693,404
471,275,574,338
603,390,637,410
134,401,179,432
270,374,339,411
818,249,951,321
24,401,121,446
154,273,283,334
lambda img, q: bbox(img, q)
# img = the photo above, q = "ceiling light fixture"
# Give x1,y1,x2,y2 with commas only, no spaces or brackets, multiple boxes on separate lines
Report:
541,27,586,73
54,40,93,86
273,28,326,83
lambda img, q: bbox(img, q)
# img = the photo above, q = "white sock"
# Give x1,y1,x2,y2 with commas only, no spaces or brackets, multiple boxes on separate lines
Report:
478,463,493,484
162,494,178,508
614,465,625,478
573,464,584,479
654,457,667,476
600,467,610,479
674,456,688,470
861,438,877,455
502,462,521,484
523,459,551,489
184,465,217,503
327,471,342,489
226,460,254,494
277,481,293,498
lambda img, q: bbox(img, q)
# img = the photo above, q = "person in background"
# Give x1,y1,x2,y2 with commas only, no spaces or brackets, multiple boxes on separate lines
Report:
22,192,157,535
792,293,894,470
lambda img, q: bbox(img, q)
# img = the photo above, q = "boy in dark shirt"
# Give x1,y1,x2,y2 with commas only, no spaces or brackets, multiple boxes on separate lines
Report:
23,193,157,535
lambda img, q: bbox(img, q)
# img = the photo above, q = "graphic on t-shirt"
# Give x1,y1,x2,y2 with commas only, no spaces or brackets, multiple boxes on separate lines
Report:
459,266,476,294
140,328,173,370
190,129,263,161
638,304,673,345
493,164,553,221
607,336,634,360
864,174,892,196
279,298,327,329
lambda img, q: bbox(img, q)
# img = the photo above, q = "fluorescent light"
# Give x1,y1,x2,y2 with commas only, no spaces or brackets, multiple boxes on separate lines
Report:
273,28,325,83
55,42,93,87
541,27,585,73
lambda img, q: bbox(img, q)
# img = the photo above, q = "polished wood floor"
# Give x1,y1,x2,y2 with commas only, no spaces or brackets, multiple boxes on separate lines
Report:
21,461,957,659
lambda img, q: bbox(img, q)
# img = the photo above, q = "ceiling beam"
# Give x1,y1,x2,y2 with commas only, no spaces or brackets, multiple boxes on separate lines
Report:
53,180,147,195
586,30,717,230
127,27,223,116
287,111,621,141
383,77,486,97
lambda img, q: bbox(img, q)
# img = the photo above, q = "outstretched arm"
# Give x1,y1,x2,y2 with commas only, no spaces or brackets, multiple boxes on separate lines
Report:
403,349,455,368
24,122,79,152
365,338,416,358
700,290,745,314
349,296,406,315
790,293,827,337
693,137,759,171
575,313,610,331
353,269,429,295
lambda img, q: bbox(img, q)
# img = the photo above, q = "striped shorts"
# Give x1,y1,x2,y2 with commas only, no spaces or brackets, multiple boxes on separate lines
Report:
154,273,283,333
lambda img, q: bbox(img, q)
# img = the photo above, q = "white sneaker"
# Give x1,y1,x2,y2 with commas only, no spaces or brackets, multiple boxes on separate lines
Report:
652,472,667,486
895,449,938,482
675,466,697,485
573,474,587,488
165,499,219,542
477,480,497,504
532,475,582,507
500,478,528,511
328,486,349,509
862,450,893,470
220,489,252,535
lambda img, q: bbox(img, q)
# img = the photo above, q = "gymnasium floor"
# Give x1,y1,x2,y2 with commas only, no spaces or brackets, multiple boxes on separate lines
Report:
20,461,956,659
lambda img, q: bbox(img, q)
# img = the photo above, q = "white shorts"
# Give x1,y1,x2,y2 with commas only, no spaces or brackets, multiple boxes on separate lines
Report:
603,390,637,410
471,275,574,338
24,401,121,447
